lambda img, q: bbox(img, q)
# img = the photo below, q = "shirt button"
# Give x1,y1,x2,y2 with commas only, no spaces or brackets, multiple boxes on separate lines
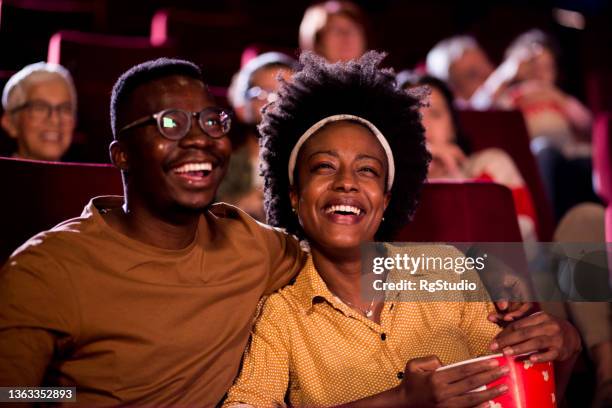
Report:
397,371,404,379
380,333,387,341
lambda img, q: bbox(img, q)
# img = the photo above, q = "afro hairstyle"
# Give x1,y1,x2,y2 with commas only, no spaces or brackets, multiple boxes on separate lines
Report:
259,51,430,241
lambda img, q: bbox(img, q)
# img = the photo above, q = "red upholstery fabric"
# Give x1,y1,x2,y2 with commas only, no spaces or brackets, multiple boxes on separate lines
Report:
458,109,555,241
47,30,177,163
0,70,16,157
593,114,612,204
0,157,123,263
586,71,612,115
592,113,612,241
395,181,522,242
0,0,98,70
150,8,250,86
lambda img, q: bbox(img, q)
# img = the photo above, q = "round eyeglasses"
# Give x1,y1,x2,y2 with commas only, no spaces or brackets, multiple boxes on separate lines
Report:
11,100,75,123
117,107,232,141
246,86,279,104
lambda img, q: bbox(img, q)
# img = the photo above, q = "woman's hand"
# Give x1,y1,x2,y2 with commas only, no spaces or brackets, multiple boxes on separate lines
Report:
490,311,582,363
395,356,509,407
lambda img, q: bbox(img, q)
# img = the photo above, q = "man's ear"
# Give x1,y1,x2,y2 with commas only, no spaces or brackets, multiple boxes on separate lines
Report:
109,140,129,171
1,112,19,139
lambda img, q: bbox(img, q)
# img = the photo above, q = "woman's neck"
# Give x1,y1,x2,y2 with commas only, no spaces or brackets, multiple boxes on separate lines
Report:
310,245,366,307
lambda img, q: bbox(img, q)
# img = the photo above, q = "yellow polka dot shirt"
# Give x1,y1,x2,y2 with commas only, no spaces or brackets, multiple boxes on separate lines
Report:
224,253,501,407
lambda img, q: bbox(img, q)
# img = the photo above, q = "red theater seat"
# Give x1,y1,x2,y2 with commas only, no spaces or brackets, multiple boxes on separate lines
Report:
0,157,123,264
0,0,99,70
395,181,522,242
0,70,16,156
150,8,250,85
458,109,555,241
593,113,612,241
47,30,177,163
586,71,612,114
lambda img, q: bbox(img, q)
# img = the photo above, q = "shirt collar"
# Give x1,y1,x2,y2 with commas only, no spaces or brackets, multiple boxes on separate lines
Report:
295,256,370,318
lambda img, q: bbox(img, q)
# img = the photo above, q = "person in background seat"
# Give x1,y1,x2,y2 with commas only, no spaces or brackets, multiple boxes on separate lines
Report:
1,62,76,161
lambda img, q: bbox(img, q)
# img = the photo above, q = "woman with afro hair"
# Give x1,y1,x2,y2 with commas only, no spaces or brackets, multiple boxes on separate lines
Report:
223,51,581,407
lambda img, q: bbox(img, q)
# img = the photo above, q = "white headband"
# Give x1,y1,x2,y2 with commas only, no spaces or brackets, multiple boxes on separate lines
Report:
287,114,395,190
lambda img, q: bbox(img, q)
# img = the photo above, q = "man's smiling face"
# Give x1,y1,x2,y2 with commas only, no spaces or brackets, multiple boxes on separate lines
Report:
116,75,231,214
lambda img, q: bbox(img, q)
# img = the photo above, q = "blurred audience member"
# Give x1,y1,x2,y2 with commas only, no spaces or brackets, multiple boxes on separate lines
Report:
220,52,297,220
500,30,598,220
427,31,598,221
499,29,592,154
1,62,76,161
550,203,612,408
425,35,494,104
299,1,368,63
399,72,537,242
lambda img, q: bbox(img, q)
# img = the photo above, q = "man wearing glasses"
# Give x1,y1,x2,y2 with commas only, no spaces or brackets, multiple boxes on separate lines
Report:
0,58,304,406
218,52,297,220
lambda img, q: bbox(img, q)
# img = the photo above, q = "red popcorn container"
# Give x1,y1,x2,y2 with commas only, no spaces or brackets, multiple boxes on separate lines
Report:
438,353,557,408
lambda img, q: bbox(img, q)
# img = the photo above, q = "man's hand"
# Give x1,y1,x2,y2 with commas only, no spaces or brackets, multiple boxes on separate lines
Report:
394,356,509,407
488,300,534,325
427,143,466,179
490,311,582,363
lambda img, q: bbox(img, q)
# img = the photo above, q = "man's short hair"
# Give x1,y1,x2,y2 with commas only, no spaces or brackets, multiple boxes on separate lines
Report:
425,35,479,82
2,62,77,113
228,52,298,110
110,58,204,139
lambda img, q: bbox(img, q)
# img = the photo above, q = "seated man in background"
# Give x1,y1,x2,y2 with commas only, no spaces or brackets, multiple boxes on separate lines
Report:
0,58,304,406
219,51,297,220
1,62,76,161
425,35,494,106
425,34,543,111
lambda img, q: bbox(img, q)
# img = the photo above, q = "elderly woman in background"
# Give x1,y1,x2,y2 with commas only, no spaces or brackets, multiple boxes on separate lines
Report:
1,62,76,161
299,0,368,63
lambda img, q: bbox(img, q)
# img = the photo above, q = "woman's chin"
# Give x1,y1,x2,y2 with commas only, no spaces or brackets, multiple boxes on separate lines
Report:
314,237,366,256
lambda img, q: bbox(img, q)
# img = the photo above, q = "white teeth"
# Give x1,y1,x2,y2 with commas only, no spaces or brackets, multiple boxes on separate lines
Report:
173,162,213,173
324,205,361,215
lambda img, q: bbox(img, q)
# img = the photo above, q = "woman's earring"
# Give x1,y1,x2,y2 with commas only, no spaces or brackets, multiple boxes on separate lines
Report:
292,207,297,213
381,217,385,221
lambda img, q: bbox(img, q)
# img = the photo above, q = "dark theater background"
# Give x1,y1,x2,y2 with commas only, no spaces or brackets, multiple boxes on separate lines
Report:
0,0,610,164
0,1,611,406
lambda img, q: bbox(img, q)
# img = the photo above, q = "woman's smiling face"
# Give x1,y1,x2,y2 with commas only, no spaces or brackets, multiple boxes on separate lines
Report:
290,121,390,252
